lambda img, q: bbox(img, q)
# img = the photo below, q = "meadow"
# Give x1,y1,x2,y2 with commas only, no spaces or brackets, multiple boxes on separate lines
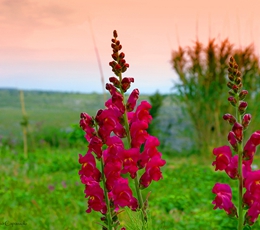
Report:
1,88,260,229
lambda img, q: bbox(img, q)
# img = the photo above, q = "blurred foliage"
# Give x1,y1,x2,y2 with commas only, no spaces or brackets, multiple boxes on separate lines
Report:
148,91,164,135
171,39,260,153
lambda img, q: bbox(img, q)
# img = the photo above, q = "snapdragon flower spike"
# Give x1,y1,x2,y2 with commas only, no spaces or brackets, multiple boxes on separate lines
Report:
212,183,237,216
79,30,166,228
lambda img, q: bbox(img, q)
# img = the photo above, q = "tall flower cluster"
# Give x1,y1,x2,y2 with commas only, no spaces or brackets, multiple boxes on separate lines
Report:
78,30,166,229
212,57,260,228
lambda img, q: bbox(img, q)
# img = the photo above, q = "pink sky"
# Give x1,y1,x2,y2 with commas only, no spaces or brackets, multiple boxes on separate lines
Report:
1,0,259,94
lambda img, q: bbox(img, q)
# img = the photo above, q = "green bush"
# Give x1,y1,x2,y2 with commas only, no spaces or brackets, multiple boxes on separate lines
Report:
171,39,260,153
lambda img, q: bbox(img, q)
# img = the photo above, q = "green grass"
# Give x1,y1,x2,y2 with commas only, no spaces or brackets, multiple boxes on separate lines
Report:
2,147,260,230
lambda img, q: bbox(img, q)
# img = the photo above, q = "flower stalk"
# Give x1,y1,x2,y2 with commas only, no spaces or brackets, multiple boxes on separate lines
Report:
212,56,260,228
78,30,165,229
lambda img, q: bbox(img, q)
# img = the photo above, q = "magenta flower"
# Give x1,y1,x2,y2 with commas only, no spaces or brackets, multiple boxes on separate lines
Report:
79,152,101,182
131,101,152,124
212,146,232,171
96,108,126,140
80,112,95,142
246,201,260,225
88,136,103,159
139,156,166,189
244,131,260,160
126,89,139,112
212,183,237,216
104,155,122,191
118,148,139,179
232,122,243,142
228,131,238,152
106,83,125,113
225,155,239,179
121,77,134,92
110,178,138,211
81,177,107,214
138,135,162,169
130,121,148,148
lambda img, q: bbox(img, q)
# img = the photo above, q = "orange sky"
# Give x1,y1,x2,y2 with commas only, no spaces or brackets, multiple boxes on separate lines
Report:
1,0,259,94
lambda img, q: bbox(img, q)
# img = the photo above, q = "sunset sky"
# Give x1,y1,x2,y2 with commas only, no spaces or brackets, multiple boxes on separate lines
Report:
1,0,259,94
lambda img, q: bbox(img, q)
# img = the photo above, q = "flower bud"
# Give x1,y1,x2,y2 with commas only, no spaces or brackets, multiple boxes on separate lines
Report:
228,74,234,81
239,101,248,115
232,122,243,142
109,77,120,88
223,114,236,125
113,30,118,38
242,114,252,129
227,82,234,89
235,77,242,85
228,97,237,107
228,90,235,96
119,52,125,59
232,84,238,93
112,53,118,61
239,90,248,100
228,131,238,152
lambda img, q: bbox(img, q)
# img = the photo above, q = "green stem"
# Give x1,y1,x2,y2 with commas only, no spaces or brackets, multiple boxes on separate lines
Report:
236,98,243,230
101,157,113,230
118,72,147,225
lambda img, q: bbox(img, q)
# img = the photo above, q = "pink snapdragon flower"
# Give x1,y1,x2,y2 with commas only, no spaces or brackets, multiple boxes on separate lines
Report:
212,183,237,216
243,131,260,161
212,146,232,171
244,170,260,224
110,178,138,211
140,156,166,189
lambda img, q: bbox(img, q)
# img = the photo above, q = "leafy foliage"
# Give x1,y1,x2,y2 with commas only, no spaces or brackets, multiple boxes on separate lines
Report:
171,39,260,153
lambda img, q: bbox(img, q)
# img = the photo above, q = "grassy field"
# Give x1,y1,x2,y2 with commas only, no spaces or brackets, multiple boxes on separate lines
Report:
1,88,260,229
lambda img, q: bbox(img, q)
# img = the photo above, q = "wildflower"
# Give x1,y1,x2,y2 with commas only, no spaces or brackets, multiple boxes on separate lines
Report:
110,178,138,210
212,183,237,216
212,146,232,171
243,131,260,161
139,156,166,189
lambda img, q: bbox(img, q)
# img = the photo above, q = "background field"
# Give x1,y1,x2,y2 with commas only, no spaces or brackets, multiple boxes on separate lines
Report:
1,88,260,229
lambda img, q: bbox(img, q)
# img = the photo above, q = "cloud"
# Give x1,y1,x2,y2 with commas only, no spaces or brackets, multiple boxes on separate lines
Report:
0,0,74,29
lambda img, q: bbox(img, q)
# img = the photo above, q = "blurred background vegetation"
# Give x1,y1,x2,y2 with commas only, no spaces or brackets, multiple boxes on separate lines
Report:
2,37,260,229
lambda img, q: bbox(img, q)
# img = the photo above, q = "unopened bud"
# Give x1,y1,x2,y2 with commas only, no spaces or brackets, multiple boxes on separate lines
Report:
232,122,243,142
119,52,125,59
238,101,248,115
228,131,238,152
232,84,238,93
239,90,248,100
228,97,237,106
228,74,234,81
109,77,120,88
113,30,118,38
227,82,234,89
223,114,236,125
242,114,252,129
235,77,242,85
